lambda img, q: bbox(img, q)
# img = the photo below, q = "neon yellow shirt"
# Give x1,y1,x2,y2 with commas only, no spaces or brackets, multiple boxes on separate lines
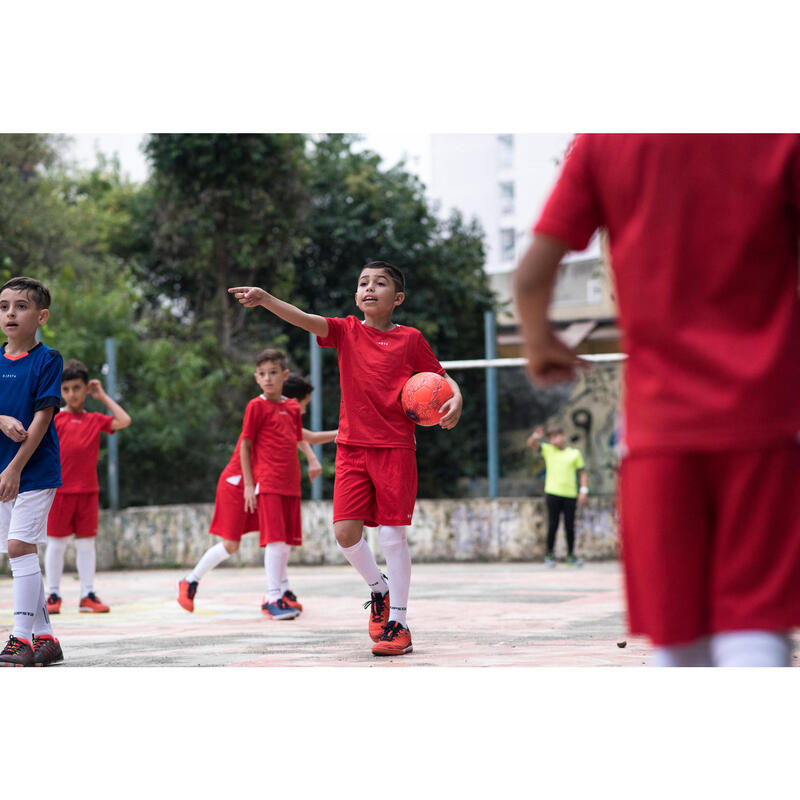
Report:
540,442,585,498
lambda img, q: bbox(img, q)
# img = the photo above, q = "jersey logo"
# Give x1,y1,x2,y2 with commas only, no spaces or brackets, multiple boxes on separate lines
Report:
377,341,390,347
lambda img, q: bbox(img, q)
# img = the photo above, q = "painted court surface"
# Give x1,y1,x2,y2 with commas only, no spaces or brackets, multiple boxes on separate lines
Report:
2,562,798,667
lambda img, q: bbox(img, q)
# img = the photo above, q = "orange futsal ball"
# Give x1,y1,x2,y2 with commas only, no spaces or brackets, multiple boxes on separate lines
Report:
401,372,453,426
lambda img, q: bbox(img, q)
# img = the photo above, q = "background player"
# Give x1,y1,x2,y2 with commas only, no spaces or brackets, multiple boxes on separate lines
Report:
229,260,462,656
515,134,800,667
45,359,131,614
527,424,588,566
177,353,335,615
0,277,64,667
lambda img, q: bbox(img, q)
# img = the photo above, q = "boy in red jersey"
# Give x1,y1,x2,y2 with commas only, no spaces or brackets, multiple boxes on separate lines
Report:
230,261,463,656
177,352,336,617
44,360,131,614
515,134,800,666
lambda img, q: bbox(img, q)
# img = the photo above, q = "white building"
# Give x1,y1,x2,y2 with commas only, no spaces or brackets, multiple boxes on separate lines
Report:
428,134,617,354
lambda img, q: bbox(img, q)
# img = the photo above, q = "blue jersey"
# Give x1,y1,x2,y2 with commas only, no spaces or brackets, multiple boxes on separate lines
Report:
0,342,62,492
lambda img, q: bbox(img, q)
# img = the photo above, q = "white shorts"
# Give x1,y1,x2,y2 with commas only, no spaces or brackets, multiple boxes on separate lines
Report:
0,488,57,553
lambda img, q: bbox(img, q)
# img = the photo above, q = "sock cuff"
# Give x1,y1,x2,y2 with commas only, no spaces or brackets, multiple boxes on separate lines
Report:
74,537,96,552
10,552,41,577
337,537,366,554
378,526,407,546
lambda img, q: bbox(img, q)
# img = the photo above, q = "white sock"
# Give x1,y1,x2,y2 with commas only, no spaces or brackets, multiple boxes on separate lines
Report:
711,630,793,667
265,542,291,603
45,537,69,595
280,555,291,594
187,541,231,583
75,537,96,598
33,577,53,638
650,636,712,667
378,526,411,626
10,552,42,642
338,537,388,595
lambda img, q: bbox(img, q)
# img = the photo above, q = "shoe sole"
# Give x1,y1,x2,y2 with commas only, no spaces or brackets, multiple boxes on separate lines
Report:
47,609,60,614
34,657,64,667
79,607,110,613
0,662,31,667
372,644,413,656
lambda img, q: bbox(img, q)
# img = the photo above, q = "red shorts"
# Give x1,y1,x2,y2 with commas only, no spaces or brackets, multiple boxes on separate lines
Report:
619,443,800,646
257,493,302,547
47,491,99,538
333,444,417,528
209,475,259,542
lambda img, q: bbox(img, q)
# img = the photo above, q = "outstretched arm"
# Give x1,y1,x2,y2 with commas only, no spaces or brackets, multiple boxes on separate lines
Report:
302,427,338,445
228,286,329,338
297,440,322,482
526,425,545,452
514,235,589,386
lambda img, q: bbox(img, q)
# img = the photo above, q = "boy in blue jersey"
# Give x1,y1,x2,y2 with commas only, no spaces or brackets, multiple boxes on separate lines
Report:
0,277,64,667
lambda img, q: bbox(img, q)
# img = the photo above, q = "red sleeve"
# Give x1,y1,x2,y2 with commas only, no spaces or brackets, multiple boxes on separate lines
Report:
93,412,115,435
241,399,262,441
533,134,602,251
316,316,350,349
412,330,445,376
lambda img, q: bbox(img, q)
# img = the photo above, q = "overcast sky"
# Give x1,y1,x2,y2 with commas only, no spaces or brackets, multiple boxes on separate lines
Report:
66,132,432,187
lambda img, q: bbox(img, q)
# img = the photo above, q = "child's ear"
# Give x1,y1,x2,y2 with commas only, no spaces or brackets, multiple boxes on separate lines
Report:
282,369,290,380
394,292,405,307
38,308,50,326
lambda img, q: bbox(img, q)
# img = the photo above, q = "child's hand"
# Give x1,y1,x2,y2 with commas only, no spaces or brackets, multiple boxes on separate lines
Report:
524,331,590,386
0,465,21,503
87,379,105,399
229,286,267,307
243,484,257,513
438,395,462,430
308,458,322,482
0,416,28,443
578,492,588,507
527,427,544,448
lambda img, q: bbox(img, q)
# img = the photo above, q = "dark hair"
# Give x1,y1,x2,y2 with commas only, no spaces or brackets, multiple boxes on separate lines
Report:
62,359,89,384
0,276,51,309
255,348,288,370
362,260,405,293
282,373,314,401
546,424,565,437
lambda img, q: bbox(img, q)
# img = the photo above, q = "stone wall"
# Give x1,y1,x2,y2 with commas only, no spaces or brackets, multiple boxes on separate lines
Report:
0,497,618,574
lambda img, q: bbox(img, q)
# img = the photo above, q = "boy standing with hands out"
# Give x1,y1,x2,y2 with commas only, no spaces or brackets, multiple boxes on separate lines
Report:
0,277,64,667
45,359,131,614
230,260,462,656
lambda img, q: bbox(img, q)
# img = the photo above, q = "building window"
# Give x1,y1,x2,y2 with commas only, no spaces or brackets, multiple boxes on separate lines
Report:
499,181,515,215
500,228,516,262
497,134,514,170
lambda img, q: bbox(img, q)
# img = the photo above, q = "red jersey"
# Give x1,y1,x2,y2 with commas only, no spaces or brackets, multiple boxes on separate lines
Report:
534,133,800,453
317,315,445,450
54,409,115,493
241,395,303,496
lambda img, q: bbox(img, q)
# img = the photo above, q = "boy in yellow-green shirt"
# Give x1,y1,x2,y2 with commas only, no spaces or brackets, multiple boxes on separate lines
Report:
527,424,588,566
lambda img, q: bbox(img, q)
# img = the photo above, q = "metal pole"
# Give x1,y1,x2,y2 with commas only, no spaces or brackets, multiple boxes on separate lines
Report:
105,337,119,511
309,332,323,501
484,311,499,499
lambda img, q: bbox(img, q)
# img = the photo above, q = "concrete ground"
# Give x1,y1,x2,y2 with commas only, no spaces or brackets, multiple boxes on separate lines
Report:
1,560,658,667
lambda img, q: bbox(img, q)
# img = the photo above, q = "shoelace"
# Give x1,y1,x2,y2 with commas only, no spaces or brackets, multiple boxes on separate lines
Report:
86,592,101,603
363,593,387,622
2,636,28,655
284,590,297,602
379,622,401,641
47,594,59,605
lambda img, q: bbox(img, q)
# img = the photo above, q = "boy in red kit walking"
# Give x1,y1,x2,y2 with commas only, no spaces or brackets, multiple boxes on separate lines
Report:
230,261,463,656
177,351,336,616
45,359,131,614
515,134,800,666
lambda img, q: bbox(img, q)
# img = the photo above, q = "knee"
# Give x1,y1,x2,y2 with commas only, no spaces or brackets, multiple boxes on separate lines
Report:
334,522,363,549
8,539,37,559
378,525,407,547
223,539,240,554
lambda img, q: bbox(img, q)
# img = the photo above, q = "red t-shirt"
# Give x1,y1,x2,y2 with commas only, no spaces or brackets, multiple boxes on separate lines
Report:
534,133,800,453
241,395,303,496
54,410,115,493
317,316,446,450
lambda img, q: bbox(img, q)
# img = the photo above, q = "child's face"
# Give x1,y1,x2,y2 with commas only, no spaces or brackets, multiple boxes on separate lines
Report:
0,289,49,343
296,394,311,414
254,360,289,400
550,432,567,449
62,378,89,411
355,268,404,316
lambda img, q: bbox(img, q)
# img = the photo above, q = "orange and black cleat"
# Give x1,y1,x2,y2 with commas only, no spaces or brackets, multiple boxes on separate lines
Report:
32,635,64,667
372,621,413,656
364,591,391,642
46,593,62,614
0,635,34,667
177,580,198,612
282,590,303,612
79,592,110,613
